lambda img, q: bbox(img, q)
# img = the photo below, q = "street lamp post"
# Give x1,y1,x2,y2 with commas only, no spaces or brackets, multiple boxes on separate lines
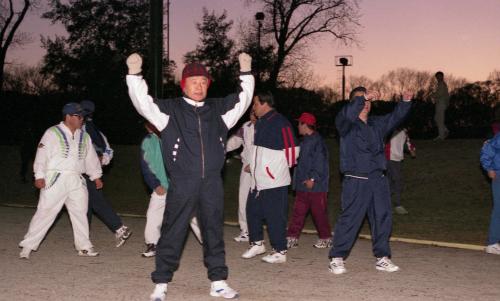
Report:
335,55,353,100
255,12,264,83
149,0,163,99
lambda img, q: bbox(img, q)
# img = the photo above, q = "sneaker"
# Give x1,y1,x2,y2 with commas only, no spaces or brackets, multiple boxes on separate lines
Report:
19,247,31,259
142,244,156,258
328,257,346,274
375,256,400,272
234,231,249,242
485,243,500,255
210,280,239,299
394,206,408,215
78,248,99,257
261,249,287,263
313,238,332,249
287,237,299,248
150,283,168,301
115,225,132,247
241,241,266,259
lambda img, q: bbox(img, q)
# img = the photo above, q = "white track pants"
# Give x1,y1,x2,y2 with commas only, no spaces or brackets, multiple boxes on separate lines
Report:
145,191,203,244
238,168,251,233
19,174,93,251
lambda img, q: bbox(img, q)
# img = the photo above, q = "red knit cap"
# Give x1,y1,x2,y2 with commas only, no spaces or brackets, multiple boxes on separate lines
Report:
180,62,211,89
296,112,317,126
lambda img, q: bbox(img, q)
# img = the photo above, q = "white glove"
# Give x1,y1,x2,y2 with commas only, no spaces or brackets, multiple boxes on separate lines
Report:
126,53,142,75
238,52,252,73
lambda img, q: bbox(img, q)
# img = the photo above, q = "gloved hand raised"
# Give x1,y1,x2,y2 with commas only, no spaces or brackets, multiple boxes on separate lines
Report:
238,52,252,73
126,53,142,75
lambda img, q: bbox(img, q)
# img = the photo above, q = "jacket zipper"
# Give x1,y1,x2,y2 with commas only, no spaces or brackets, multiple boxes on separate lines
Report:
195,106,205,178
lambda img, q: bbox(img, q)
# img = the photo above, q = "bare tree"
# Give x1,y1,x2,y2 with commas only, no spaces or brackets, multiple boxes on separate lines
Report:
488,70,500,82
0,0,33,92
4,63,55,95
249,0,360,89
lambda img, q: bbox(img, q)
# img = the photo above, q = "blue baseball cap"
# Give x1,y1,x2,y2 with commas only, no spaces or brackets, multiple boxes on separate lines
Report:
62,102,83,116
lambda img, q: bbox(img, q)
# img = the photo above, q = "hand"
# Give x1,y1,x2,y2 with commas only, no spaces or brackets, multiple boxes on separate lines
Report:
94,178,104,189
409,149,417,158
402,91,414,101
155,186,167,195
243,164,251,173
126,53,142,75
303,179,315,190
34,178,45,189
488,170,496,180
238,52,252,72
364,91,380,101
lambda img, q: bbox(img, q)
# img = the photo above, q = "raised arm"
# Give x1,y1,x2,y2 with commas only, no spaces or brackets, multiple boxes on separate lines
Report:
126,53,169,131
220,53,255,129
378,92,413,137
335,96,366,137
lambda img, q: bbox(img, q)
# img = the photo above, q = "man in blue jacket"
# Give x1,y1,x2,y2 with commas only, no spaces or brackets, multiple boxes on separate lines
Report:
286,112,332,249
328,87,412,275
126,52,254,301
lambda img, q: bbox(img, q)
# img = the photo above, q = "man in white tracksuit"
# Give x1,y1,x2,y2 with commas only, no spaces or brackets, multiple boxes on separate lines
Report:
19,103,102,259
226,110,256,242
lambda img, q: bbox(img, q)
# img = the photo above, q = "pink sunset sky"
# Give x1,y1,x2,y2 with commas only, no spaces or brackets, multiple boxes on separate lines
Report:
6,0,500,87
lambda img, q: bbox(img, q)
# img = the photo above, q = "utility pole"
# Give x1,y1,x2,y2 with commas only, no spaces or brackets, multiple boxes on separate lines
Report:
335,55,353,100
149,0,163,99
255,12,264,84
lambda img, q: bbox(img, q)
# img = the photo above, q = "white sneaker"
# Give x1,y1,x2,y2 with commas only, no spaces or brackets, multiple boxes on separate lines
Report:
115,225,132,247
375,256,400,272
77,248,99,257
19,247,31,259
142,244,156,258
234,231,249,242
210,280,239,299
313,238,332,249
261,249,287,263
485,243,500,255
241,241,266,259
328,257,346,274
287,237,299,248
150,283,168,301
394,206,408,215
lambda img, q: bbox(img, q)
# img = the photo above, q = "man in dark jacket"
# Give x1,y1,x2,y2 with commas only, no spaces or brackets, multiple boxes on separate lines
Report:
286,112,332,249
328,87,412,275
80,100,132,248
126,52,254,301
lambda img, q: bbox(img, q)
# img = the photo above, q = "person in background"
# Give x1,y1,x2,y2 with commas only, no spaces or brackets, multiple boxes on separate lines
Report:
286,112,332,249
385,127,416,215
225,110,257,242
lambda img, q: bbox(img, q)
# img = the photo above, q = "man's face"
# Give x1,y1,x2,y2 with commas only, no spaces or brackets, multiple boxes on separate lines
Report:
252,96,265,117
65,114,84,130
298,122,307,136
183,76,209,101
250,111,257,124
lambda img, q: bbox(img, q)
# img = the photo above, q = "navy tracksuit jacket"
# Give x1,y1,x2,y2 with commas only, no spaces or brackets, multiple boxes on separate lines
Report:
329,96,411,259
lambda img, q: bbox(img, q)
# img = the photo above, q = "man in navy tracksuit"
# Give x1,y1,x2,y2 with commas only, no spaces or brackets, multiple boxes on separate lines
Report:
328,87,412,275
241,91,299,264
80,100,132,248
126,53,254,301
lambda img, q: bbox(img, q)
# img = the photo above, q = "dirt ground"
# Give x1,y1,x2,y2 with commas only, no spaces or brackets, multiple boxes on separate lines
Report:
1,206,499,301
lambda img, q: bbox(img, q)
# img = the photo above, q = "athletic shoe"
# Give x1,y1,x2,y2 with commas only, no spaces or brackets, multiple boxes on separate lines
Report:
19,247,31,259
150,283,168,301
210,280,239,299
115,225,132,247
375,256,400,272
328,257,346,274
485,243,500,255
78,248,99,257
261,249,287,263
394,206,408,215
287,237,299,248
142,244,156,258
233,231,249,242
241,241,266,259
313,238,332,249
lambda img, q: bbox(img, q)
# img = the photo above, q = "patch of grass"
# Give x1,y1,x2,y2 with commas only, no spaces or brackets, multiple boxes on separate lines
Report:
0,139,491,245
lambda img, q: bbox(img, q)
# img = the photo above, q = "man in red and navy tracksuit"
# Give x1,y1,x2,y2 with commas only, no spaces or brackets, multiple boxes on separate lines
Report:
126,53,254,301
241,91,299,264
328,87,412,275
